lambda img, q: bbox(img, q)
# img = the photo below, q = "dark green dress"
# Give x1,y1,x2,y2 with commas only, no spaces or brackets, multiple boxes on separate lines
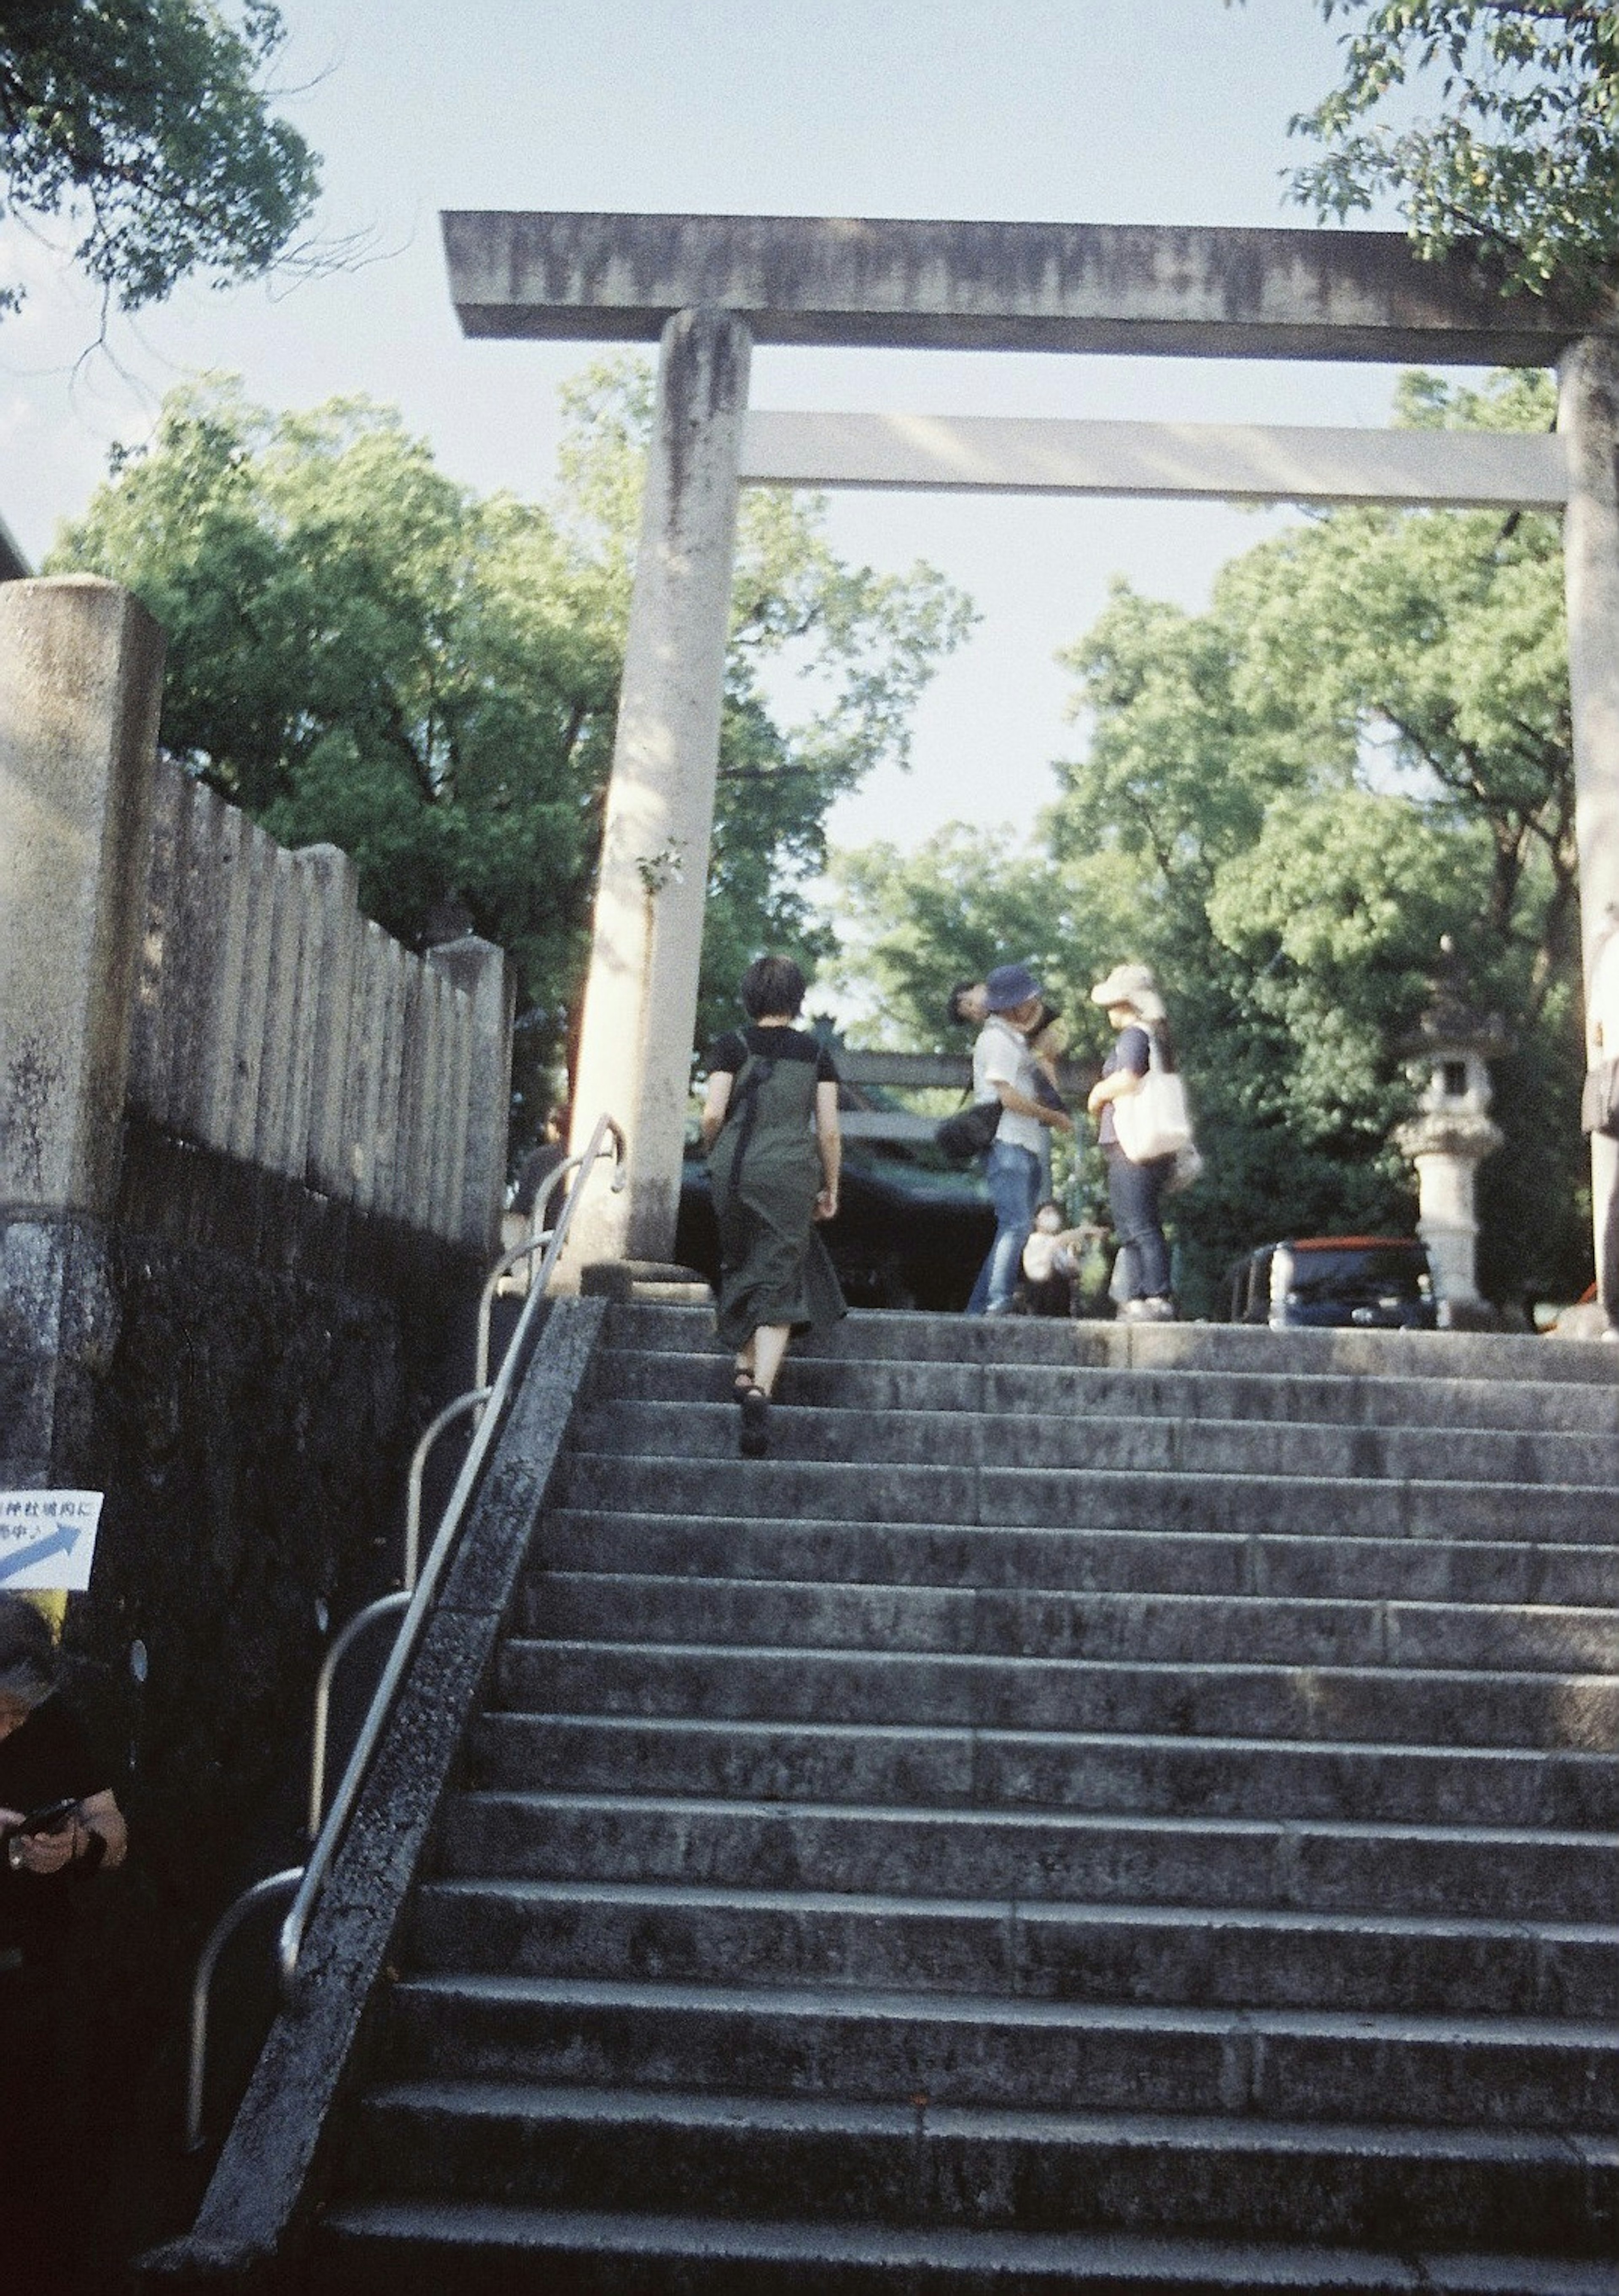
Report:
707,1026,847,1349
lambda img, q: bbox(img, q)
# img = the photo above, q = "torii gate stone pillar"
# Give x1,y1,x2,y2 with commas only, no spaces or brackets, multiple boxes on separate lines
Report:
1559,337,1619,1284
565,307,751,1268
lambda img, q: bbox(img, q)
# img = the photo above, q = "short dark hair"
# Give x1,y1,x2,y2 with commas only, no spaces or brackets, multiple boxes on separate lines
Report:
946,978,982,1028
0,1593,57,1711
740,955,806,1019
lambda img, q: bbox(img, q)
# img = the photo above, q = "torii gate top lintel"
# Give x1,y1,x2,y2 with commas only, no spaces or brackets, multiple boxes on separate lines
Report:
441,208,1611,365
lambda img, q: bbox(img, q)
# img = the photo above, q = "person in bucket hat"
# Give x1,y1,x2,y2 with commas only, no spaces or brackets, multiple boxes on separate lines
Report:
965,961,1074,1316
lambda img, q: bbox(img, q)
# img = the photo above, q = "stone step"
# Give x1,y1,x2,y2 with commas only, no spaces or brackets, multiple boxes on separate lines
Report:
532,1571,1619,1675
571,1399,1619,1488
407,1876,1619,2019
306,1296,1619,2296
535,1511,1619,1609
340,2082,1616,2257
434,1794,1619,1925
375,1973,1619,2130
498,1637,1619,1752
552,1454,1619,1542
594,1346,1619,1432
310,2197,1619,2296
603,1302,1619,1386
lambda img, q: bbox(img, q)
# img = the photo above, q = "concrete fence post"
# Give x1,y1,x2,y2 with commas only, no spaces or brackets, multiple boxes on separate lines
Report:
344,923,389,1214
253,844,308,1179
426,935,511,1255
126,754,186,1130
170,781,227,1146
565,304,752,1271
1559,337,1619,1306
435,976,473,1246
0,576,165,1217
293,845,360,1198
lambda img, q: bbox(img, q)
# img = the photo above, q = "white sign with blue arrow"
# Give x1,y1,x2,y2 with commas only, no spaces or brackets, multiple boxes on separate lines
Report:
0,1492,103,1591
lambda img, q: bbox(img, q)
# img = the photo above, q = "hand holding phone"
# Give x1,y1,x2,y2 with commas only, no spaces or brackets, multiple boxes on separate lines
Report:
19,1795,80,1836
4,1796,83,1876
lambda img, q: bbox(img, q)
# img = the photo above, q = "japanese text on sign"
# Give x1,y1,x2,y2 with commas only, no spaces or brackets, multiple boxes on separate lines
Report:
0,1492,103,1591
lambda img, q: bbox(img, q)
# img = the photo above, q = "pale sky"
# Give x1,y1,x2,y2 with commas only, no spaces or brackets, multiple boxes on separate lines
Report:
0,0,1474,852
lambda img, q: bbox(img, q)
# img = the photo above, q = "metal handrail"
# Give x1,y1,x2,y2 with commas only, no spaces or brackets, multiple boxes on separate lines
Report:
180,1112,626,2145
276,1112,626,2000
404,1387,495,1591
307,1388,491,1846
184,1868,304,2152
473,1151,586,1387
306,1593,409,1843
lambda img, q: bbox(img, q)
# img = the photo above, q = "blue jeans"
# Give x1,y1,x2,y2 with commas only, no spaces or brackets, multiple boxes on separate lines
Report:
967,1140,1042,1315
1105,1145,1173,1299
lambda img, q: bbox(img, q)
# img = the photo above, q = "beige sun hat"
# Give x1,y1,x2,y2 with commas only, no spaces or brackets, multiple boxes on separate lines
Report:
1089,962,1166,1023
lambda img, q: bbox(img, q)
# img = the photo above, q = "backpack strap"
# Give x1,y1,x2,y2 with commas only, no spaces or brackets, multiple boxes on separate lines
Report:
716,1050,777,1181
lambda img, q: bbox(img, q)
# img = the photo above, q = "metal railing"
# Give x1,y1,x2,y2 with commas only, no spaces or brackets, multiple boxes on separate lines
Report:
183,1867,304,2153
182,1114,626,2151
304,1386,492,1843
474,1152,586,1386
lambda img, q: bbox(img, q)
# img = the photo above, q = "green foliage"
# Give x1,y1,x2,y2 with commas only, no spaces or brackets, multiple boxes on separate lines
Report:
829,826,1123,1051
1217,373,1576,1000
1268,1,1619,295
835,369,1589,1313
705,465,974,1048
52,366,971,1137
0,0,319,314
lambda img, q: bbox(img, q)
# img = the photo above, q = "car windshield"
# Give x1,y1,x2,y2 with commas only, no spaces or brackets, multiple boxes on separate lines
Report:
1288,1247,1425,1303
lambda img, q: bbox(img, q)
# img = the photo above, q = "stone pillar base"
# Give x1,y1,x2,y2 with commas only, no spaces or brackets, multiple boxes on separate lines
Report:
1436,1297,1504,1333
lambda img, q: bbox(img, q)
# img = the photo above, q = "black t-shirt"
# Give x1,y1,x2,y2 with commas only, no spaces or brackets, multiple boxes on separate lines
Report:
0,1696,109,1958
707,1025,840,1083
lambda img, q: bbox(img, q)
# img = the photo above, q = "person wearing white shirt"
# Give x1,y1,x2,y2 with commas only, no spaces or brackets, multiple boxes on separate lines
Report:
965,963,1074,1316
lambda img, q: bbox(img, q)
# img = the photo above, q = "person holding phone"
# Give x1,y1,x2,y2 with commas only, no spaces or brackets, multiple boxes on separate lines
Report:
0,1592,128,2282
0,1593,126,1899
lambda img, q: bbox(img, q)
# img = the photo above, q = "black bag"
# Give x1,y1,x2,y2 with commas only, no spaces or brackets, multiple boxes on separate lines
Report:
1583,1057,1619,1138
935,1097,1003,1161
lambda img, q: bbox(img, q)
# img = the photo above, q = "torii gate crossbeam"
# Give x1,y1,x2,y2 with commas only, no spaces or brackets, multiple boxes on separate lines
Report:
441,211,1619,1287
739,412,1570,509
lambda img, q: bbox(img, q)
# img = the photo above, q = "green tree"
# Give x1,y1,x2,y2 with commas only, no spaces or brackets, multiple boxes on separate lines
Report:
54,368,971,1131
1055,390,1583,1308
836,370,1588,1311
1222,372,1575,1004
0,0,319,315
829,824,1122,1051
1268,1,1619,295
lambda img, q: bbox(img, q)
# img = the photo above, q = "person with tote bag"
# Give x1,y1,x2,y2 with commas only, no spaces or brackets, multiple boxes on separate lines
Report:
1085,962,1191,1323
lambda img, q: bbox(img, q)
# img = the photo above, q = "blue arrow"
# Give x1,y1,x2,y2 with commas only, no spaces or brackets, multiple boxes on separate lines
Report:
0,1523,81,1584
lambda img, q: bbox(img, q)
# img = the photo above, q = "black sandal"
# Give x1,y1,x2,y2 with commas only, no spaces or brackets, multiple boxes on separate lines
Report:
737,1384,770,1458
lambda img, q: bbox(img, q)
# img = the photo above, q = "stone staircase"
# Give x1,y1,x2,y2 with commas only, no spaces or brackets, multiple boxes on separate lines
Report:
309,1306,1619,2293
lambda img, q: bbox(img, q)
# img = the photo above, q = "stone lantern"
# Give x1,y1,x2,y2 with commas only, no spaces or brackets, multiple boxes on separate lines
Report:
1393,938,1509,1327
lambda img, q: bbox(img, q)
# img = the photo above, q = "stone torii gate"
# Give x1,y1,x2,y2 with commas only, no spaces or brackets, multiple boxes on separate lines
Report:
441,211,1619,1275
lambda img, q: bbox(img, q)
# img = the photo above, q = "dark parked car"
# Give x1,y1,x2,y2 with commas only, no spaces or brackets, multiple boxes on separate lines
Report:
676,1146,995,1311
1225,1236,1436,1330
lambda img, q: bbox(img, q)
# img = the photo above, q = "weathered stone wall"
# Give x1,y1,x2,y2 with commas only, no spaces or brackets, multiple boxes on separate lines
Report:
30,1166,481,1931
0,575,510,1942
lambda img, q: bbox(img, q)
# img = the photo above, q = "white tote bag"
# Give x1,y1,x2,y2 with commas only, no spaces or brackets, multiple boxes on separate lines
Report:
1112,1031,1194,1163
